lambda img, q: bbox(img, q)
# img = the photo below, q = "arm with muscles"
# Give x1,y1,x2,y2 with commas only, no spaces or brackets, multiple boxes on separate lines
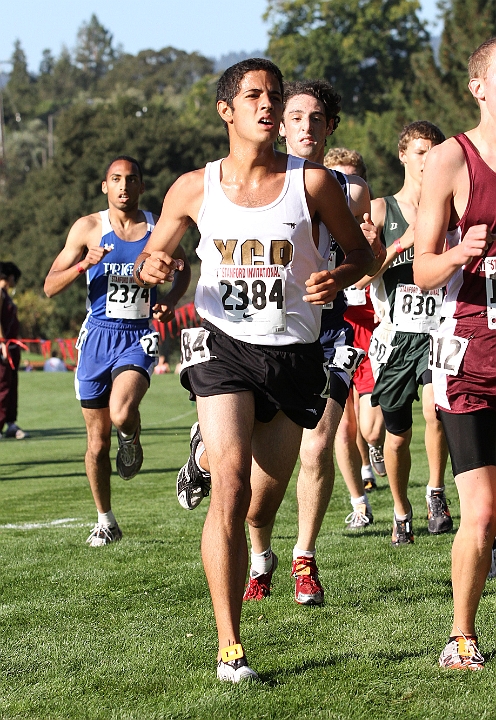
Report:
347,176,387,279
44,216,112,297
355,197,413,289
134,170,204,288
152,244,192,323
303,165,375,305
414,144,493,291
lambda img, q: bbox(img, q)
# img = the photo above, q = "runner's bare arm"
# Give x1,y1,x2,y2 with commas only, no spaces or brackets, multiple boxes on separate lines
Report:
414,142,492,290
152,245,192,323
133,170,204,287
44,215,112,297
348,175,370,220
303,165,376,304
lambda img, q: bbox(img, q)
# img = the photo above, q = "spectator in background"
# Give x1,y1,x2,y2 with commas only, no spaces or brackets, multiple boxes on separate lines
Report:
44,350,68,372
0,261,29,439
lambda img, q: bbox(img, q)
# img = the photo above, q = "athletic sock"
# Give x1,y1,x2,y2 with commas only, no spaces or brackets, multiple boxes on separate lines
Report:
293,546,315,561
250,547,273,577
351,494,368,508
98,510,117,528
361,464,374,480
426,484,445,496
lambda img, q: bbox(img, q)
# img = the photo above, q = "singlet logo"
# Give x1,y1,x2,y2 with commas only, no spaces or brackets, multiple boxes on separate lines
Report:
390,222,398,230
391,246,414,267
103,262,134,276
213,239,294,267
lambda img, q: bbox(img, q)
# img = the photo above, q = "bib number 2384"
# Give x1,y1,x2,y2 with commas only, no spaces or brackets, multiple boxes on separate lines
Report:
218,265,286,335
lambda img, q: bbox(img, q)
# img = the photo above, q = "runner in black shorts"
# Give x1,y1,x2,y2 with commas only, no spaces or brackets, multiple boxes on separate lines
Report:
414,38,496,669
133,59,378,682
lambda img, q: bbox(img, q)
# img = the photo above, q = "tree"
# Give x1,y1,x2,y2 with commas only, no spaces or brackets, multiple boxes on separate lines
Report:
99,48,214,98
3,40,37,124
410,0,496,136
74,14,118,89
265,0,430,115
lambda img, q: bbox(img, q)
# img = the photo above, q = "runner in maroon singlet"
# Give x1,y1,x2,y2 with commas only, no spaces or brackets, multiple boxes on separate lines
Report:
414,37,496,671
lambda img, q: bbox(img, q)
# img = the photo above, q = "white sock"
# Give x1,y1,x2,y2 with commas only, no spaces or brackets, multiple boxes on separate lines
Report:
361,464,374,480
250,547,273,577
351,494,368,508
394,511,409,521
293,546,315,561
98,510,116,528
426,485,444,496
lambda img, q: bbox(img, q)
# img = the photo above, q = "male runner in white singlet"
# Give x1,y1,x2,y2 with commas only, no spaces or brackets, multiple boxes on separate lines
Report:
414,38,496,671
133,59,379,682
44,156,190,546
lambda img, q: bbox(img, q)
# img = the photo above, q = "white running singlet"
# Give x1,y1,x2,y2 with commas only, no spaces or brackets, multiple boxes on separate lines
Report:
195,155,327,345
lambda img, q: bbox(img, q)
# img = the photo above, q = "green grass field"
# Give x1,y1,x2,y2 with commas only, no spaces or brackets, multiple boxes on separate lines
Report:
1,373,494,719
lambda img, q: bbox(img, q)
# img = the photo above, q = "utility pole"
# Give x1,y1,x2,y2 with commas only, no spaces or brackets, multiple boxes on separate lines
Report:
0,89,5,164
48,114,54,159
0,60,12,166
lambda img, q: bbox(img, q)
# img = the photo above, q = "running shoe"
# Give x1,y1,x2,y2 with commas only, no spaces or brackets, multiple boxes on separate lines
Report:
368,445,386,476
426,489,453,534
243,552,278,601
4,423,29,439
176,422,211,510
292,556,324,605
217,644,258,682
363,475,377,493
488,539,496,580
116,425,143,480
86,523,122,547
391,513,414,546
345,502,373,530
439,635,484,670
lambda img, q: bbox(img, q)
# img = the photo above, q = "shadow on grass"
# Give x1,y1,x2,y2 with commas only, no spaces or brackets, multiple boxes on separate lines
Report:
259,644,448,685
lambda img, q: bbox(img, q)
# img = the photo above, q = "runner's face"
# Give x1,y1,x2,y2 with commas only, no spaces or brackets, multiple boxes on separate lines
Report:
399,137,433,185
226,70,283,143
280,94,333,162
329,163,359,176
102,160,144,211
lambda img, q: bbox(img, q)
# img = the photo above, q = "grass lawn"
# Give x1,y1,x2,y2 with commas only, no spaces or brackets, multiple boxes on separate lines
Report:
0,372,494,719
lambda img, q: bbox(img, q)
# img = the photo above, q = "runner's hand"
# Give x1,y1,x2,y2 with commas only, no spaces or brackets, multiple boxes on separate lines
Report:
303,270,338,305
141,252,184,285
457,224,495,265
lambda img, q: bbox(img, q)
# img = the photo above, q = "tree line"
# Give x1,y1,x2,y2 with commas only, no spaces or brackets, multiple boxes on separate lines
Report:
0,1,492,339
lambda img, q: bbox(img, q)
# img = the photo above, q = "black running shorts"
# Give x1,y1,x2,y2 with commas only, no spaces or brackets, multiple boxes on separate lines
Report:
181,321,327,429
439,408,496,477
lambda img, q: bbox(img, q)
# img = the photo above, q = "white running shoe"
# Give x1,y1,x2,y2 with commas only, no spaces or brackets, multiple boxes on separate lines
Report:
86,523,122,547
177,422,211,510
345,502,373,530
217,644,258,683
368,445,386,476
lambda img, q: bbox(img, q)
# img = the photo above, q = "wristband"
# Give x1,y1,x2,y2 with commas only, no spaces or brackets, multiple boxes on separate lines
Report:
393,239,403,254
76,262,86,274
135,258,152,288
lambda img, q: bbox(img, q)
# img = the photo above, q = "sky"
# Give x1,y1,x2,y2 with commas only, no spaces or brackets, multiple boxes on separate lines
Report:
1,0,442,73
